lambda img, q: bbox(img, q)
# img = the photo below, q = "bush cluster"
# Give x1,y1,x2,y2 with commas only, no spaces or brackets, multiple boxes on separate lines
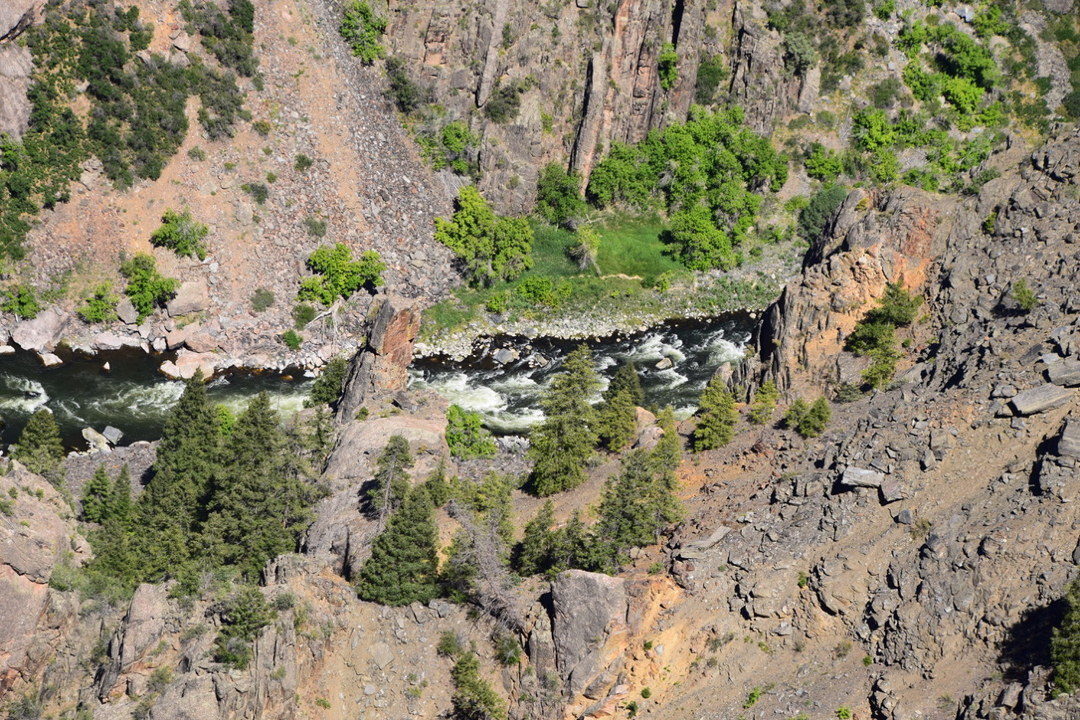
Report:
339,1,386,64
298,243,385,306
586,106,787,271
845,282,922,388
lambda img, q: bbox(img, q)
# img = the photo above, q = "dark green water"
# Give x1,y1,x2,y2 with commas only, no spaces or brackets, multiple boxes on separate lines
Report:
0,348,313,448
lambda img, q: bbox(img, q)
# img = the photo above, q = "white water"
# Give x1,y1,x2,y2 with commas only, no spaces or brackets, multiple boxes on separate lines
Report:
410,317,750,434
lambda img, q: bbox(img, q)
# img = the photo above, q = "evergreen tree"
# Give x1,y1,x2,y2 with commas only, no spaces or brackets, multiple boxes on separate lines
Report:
367,435,414,527
548,510,596,575
784,396,832,438
12,408,65,487
595,363,642,451
595,450,658,570
355,487,440,606
693,377,739,451
81,465,114,523
421,459,450,508
748,380,779,425
1053,577,1080,693
528,345,600,496
515,500,556,577
608,361,645,406
202,393,317,579
450,650,508,720
109,465,133,526
134,372,220,580
645,407,684,544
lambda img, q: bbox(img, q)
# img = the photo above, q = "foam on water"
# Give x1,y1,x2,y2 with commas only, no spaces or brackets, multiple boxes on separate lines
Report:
0,375,50,415
413,316,753,434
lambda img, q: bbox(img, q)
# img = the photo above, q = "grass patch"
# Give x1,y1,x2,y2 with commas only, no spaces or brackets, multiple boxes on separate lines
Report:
529,222,580,278
594,214,682,279
419,214,782,342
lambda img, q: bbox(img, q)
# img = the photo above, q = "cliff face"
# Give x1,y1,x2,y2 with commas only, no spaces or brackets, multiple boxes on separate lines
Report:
381,0,799,213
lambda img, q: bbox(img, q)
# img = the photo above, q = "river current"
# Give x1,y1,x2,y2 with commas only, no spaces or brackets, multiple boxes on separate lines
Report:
0,315,751,449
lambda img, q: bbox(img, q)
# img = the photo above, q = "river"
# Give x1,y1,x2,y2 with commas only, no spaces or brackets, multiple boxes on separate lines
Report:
409,315,752,434
0,315,751,449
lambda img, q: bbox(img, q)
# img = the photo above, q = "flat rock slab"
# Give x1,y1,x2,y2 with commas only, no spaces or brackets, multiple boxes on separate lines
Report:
1048,359,1080,387
1011,384,1073,415
1060,419,1080,458
166,280,210,317
841,466,884,488
370,641,394,669
12,310,68,353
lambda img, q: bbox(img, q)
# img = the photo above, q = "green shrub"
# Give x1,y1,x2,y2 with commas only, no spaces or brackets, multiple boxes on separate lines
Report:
784,397,831,438
495,634,522,666
120,253,179,322
2,284,41,320
658,43,679,90
293,302,317,328
783,32,818,75
250,288,274,313
837,708,853,720
804,144,843,181
303,216,327,237
252,120,271,136
694,55,728,104
434,186,533,287
870,78,903,109
1011,279,1039,311
78,282,119,323
298,243,385,305
306,356,349,407
294,154,314,171
641,687,652,699
283,329,302,349
150,208,209,260
484,81,523,124
340,1,386,64
446,405,497,459
438,630,465,657
535,163,586,228
798,185,847,243
384,55,433,113
188,146,207,161
241,182,269,204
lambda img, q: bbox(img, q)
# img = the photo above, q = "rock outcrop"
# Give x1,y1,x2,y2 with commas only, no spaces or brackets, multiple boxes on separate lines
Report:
336,295,422,423
383,0,798,213
0,466,87,694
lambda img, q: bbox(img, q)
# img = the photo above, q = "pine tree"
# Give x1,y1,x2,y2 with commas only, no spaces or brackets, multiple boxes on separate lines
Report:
645,407,684,543
608,361,645,406
516,500,556,576
595,449,657,570
693,377,739,451
528,345,601,496
12,408,65,487
355,488,440,606
203,393,317,579
450,650,508,720
748,380,779,425
109,465,133,526
367,435,414,527
1053,577,1080,693
81,465,114,523
134,372,220,580
549,509,596,575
